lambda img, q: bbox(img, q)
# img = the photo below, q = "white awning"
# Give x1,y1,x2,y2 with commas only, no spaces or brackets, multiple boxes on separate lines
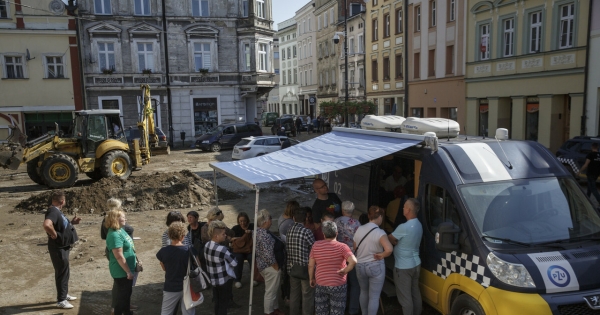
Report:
209,127,425,189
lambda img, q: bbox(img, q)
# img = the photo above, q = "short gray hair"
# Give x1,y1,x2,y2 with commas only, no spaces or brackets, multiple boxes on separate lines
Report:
256,209,271,227
341,201,355,214
322,220,338,239
407,198,420,213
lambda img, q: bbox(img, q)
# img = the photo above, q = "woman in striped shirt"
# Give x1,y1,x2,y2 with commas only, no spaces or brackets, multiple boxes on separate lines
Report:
308,221,357,315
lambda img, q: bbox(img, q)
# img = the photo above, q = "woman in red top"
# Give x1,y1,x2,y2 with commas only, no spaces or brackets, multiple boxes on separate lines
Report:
308,221,357,315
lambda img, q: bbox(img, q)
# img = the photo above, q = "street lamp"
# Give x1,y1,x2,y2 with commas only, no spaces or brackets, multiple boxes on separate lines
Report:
333,0,349,127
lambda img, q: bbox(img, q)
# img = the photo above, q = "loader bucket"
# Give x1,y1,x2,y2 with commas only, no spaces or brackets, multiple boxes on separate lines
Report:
0,125,26,170
150,145,170,156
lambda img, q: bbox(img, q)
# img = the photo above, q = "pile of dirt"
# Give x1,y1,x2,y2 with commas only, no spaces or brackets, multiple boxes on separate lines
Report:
14,170,242,214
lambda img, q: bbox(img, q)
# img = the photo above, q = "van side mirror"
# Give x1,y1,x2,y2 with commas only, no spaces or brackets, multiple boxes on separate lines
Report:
435,222,460,252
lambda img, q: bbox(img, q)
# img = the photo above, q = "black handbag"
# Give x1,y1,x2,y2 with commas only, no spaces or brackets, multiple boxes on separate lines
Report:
290,264,309,280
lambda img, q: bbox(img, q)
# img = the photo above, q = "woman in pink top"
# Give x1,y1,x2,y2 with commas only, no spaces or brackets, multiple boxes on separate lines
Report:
308,221,357,315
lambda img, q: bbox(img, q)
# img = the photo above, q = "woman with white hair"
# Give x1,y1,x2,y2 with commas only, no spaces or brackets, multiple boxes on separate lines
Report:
333,201,361,315
309,221,357,315
255,210,285,315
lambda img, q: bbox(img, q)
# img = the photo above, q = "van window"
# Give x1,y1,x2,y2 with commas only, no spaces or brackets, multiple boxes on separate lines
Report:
426,184,459,234
223,126,234,135
237,125,249,133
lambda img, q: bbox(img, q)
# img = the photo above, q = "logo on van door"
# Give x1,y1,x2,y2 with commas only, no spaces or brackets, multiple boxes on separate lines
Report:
547,265,570,287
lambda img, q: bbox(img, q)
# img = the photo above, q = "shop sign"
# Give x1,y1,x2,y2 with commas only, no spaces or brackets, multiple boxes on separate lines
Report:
94,76,123,84
527,103,539,113
479,105,489,113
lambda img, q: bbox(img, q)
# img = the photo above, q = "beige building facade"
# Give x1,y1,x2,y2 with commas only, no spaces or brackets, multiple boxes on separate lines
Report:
315,0,340,110
406,0,466,128
366,0,405,116
338,12,367,105
0,0,81,140
277,19,300,115
465,0,590,152
297,1,319,118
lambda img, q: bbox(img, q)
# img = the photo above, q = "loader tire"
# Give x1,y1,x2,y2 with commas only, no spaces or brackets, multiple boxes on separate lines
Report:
100,150,132,180
26,157,44,185
41,154,79,188
85,168,103,180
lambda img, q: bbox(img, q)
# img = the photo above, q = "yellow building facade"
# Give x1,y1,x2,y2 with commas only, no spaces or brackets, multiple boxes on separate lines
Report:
465,0,589,152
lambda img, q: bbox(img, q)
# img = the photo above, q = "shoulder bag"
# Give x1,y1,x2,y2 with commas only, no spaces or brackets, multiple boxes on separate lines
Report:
355,227,378,252
188,247,211,293
231,232,253,254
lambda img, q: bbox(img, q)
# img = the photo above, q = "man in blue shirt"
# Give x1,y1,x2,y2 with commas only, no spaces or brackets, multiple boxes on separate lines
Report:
388,198,423,315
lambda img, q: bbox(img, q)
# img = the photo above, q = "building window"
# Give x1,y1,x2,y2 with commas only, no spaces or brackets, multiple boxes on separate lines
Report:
256,0,265,18
325,71,329,85
372,19,378,41
350,69,355,86
324,12,328,27
330,8,334,25
94,0,112,15
502,18,514,57
383,57,390,80
288,70,292,84
242,0,248,17
526,101,539,141
479,102,489,136
294,69,297,84
396,9,403,33
529,11,542,53
43,56,65,78
318,15,321,30
244,43,252,70
559,3,574,49
319,72,323,87
137,43,154,72
293,46,297,58
0,0,7,18
445,45,454,74
414,52,420,79
349,37,355,54
448,0,455,21
134,0,150,15
282,49,286,59
304,70,307,86
430,1,436,27
479,24,490,60
415,6,421,31
428,49,435,77
258,43,267,71
371,59,378,81
194,42,211,71
359,68,364,87
412,107,423,117
309,42,312,56
4,56,24,78
192,0,209,17
358,35,364,53
283,73,287,85
287,47,291,59
395,54,403,79
384,98,393,115
384,14,390,37
98,42,115,72
308,17,312,30
309,69,312,84
374,0,378,5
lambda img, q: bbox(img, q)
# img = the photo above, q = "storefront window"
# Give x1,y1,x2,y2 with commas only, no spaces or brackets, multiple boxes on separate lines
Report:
411,107,423,117
384,98,393,115
193,98,218,136
479,102,488,137
526,102,539,141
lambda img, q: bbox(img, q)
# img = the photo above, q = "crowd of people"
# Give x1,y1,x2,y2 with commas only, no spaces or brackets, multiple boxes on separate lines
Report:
43,172,423,315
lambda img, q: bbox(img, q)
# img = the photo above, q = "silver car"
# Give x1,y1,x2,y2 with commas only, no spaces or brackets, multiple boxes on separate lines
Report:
232,136,300,160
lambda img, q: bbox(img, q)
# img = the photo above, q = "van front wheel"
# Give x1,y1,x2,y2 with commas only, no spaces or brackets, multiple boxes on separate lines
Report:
451,294,486,315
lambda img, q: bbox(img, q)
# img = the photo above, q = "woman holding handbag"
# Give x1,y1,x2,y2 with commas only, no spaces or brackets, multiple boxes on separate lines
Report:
230,212,254,289
353,206,393,315
156,222,196,315
255,210,285,315
105,210,137,315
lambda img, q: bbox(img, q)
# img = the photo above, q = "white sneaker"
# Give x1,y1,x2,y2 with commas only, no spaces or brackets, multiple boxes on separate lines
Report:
234,281,242,289
57,300,74,309
66,294,77,301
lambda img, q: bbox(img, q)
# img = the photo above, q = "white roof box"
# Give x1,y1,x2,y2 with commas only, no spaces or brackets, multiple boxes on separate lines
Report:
401,117,460,138
361,115,406,131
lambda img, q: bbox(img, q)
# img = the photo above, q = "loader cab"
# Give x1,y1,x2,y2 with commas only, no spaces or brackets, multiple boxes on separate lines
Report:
74,110,125,157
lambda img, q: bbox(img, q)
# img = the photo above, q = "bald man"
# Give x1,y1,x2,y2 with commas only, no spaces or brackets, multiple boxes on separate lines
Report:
311,178,342,228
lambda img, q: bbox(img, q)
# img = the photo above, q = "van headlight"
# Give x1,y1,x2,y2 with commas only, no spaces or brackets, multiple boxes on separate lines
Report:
202,140,209,144
487,252,535,288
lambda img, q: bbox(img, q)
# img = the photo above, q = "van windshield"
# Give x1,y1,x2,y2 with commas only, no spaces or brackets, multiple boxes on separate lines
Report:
206,125,224,135
459,177,600,244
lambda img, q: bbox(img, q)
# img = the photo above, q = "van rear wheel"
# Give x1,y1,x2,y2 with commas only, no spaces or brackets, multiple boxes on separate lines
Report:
451,294,486,315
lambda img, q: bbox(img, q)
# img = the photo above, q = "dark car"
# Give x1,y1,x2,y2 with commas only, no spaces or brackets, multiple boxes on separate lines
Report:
124,126,168,148
556,136,600,179
195,122,262,152
271,117,296,137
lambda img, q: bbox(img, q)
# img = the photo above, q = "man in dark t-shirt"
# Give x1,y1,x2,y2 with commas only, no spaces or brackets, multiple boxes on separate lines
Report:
580,143,600,202
42,190,81,309
311,178,342,228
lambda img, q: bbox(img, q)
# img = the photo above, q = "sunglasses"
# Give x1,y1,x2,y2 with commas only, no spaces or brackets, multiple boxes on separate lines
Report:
215,210,223,216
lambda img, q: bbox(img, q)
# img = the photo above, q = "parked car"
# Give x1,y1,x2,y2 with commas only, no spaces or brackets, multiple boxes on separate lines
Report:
195,123,262,152
270,117,296,137
260,112,279,127
556,136,600,179
124,126,169,148
231,136,300,160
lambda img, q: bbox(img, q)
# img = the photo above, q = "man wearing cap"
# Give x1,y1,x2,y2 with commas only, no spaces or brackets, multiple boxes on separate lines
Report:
277,127,286,136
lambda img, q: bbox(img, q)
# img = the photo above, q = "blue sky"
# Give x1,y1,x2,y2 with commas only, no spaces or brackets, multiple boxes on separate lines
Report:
273,1,307,30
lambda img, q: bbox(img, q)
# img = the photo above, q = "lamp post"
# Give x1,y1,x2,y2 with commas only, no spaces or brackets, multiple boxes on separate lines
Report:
343,0,349,127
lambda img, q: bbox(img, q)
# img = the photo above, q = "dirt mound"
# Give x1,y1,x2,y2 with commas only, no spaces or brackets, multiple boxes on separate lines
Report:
14,170,241,214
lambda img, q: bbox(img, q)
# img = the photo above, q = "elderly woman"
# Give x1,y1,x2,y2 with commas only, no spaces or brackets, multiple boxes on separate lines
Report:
309,221,357,315
334,201,361,315
162,211,192,247
204,220,238,315
105,209,137,315
255,210,285,315
201,207,234,245
353,206,393,315
156,222,195,315
231,212,254,289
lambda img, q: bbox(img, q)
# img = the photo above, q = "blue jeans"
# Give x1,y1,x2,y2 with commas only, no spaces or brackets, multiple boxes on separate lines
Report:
356,260,386,315
587,175,600,203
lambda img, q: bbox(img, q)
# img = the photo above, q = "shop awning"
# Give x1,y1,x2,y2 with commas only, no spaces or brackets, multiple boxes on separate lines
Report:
210,127,426,189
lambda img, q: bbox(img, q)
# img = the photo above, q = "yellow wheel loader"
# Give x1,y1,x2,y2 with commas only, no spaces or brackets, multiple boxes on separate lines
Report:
0,85,167,188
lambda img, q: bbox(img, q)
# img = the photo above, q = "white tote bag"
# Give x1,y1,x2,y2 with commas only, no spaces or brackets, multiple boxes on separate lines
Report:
183,258,204,310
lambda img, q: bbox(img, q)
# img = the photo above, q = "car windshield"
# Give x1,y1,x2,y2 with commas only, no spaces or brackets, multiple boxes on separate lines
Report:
206,125,224,135
459,177,600,244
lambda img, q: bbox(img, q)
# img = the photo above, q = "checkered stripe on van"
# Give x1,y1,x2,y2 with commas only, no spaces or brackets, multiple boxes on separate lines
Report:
557,157,579,174
433,251,491,288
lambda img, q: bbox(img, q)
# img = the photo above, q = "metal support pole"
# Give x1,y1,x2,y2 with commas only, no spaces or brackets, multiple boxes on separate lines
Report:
344,0,349,127
248,187,260,315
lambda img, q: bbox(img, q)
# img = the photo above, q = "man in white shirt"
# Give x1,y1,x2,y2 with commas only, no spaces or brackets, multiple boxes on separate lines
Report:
384,166,407,192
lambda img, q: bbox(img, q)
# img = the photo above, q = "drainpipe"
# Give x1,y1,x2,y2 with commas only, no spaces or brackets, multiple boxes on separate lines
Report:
68,0,86,109
403,0,409,117
161,0,174,146
582,0,593,136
